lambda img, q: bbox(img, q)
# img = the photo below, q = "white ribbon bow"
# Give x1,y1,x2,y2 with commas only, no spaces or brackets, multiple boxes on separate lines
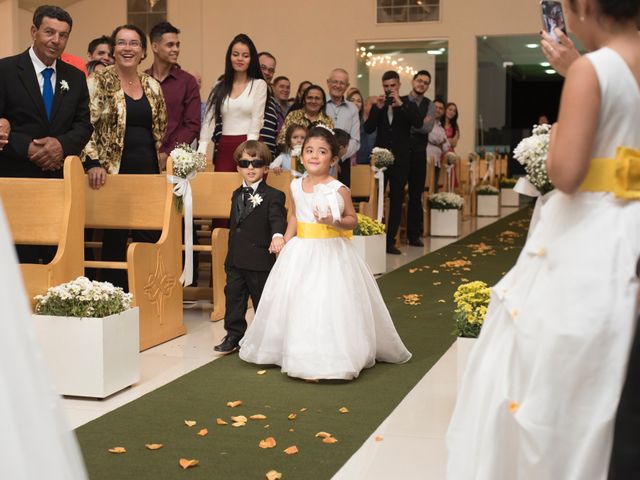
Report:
513,176,541,197
469,160,478,191
371,165,386,222
312,183,342,222
445,164,455,192
167,171,197,287
481,158,494,184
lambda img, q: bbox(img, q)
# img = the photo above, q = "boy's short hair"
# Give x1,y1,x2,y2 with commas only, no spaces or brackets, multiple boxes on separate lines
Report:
233,140,273,164
333,128,350,148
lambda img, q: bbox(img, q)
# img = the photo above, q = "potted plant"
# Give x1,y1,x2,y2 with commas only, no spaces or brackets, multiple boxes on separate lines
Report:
453,280,490,388
33,277,140,398
428,192,464,237
476,184,500,216
352,213,386,274
499,177,520,207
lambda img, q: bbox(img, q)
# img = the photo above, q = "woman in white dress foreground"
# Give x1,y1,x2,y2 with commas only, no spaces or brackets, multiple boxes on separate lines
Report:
447,1,640,478
240,125,411,380
0,199,87,480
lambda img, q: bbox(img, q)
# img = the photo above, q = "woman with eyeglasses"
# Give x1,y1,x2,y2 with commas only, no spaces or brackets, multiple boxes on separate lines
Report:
198,34,268,172
82,24,167,288
276,84,333,149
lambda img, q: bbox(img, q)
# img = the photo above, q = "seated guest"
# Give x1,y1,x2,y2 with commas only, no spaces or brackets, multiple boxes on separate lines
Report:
82,24,167,289
270,123,306,174
354,95,378,165
289,80,311,111
277,84,333,148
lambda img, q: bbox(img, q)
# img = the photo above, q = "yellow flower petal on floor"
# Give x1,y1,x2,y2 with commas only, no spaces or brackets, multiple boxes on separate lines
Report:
179,458,199,469
184,420,196,427
266,470,282,480
108,447,126,454
227,400,243,408
144,444,163,450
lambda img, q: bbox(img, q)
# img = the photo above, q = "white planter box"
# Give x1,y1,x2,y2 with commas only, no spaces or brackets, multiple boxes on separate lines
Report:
33,307,140,398
456,336,478,390
500,188,520,207
352,234,386,275
430,208,461,237
477,194,500,216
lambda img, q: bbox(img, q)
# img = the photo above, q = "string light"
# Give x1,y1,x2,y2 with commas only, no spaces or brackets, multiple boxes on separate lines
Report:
358,50,419,77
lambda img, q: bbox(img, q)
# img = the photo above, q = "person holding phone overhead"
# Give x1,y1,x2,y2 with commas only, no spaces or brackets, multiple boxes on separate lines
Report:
447,1,640,478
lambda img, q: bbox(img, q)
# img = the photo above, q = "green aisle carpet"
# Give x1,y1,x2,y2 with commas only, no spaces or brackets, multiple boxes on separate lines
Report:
76,208,532,480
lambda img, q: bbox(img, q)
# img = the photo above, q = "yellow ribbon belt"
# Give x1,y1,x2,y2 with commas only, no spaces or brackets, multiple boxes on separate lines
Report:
297,222,353,239
579,146,640,199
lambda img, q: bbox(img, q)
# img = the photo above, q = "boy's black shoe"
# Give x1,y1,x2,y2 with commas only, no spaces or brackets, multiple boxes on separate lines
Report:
214,336,242,354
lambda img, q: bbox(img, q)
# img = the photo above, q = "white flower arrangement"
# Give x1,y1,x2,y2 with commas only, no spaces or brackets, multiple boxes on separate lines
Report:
444,152,459,165
59,80,69,92
290,145,302,158
513,123,554,194
476,184,500,195
371,147,395,169
428,192,464,210
34,277,132,318
248,193,263,207
484,152,496,162
169,143,207,212
468,152,479,164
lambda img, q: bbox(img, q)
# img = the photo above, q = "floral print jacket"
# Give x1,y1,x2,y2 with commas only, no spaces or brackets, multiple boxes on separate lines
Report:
82,65,167,173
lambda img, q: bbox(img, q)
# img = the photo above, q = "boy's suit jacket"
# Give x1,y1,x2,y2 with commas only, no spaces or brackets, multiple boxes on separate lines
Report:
0,49,92,178
225,179,287,271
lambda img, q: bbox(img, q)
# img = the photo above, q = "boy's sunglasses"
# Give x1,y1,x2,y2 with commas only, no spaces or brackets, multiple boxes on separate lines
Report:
237,159,266,169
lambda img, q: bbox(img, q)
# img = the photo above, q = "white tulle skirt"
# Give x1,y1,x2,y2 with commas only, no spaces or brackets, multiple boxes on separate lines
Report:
447,191,640,480
239,236,411,380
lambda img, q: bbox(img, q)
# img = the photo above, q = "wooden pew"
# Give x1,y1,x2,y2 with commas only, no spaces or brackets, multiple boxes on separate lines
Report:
190,170,293,321
84,163,185,351
0,156,85,305
350,164,377,219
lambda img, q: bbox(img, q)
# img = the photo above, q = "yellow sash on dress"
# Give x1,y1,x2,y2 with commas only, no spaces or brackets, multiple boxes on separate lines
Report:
579,146,640,199
297,222,353,239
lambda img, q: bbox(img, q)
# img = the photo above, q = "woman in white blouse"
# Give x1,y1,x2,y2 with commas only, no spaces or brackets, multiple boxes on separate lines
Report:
198,34,267,171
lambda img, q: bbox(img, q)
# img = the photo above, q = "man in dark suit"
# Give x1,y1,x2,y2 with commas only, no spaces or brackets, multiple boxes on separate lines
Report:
215,140,287,354
364,70,422,254
0,5,92,180
0,5,92,264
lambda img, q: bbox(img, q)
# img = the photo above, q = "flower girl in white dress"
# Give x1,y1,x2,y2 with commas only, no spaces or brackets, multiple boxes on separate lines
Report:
239,125,411,380
447,1,640,478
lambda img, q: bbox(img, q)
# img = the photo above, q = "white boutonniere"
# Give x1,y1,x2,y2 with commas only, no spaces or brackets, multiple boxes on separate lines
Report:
60,80,70,92
248,193,263,207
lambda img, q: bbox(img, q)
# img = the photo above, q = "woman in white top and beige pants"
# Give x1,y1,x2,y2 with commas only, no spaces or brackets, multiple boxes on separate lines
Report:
198,34,267,172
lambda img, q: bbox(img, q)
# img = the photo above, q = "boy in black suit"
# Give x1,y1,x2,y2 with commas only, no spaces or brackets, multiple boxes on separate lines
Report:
215,140,287,354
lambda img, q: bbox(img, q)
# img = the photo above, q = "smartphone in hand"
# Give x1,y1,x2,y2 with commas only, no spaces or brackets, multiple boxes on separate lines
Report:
540,0,567,42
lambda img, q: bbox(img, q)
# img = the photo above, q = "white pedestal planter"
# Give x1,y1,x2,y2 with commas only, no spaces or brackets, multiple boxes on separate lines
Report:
477,194,500,216
500,188,520,207
456,336,478,390
33,307,140,398
430,208,462,237
352,234,386,275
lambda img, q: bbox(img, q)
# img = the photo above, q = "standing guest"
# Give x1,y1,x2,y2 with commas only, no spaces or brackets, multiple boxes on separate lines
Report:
82,24,167,289
289,80,312,111
272,75,291,135
352,94,378,165
427,99,448,193
0,5,92,264
258,51,276,85
403,70,435,246
199,34,267,172
364,70,422,254
277,84,333,147
86,35,113,66
444,102,460,150
86,59,107,75
146,21,201,170
325,68,360,187
270,123,306,174
214,140,287,354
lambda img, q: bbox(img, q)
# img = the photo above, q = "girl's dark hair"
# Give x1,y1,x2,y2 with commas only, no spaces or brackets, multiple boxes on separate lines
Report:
111,24,147,61
302,126,340,158
568,0,640,21
206,33,264,119
284,123,306,152
446,102,459,134
302,85,327,110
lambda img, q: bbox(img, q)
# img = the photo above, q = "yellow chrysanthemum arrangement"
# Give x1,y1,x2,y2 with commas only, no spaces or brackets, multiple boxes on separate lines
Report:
453,280,491,338
353,213,386,236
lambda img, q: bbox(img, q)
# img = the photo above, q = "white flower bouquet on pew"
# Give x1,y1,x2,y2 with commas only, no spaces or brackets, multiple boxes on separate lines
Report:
370,147,395,169
169,143,207,213
34,276,132,318
513,124,554,195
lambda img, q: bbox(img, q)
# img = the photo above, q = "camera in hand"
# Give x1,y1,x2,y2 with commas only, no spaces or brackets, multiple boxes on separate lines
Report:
384,93,394,107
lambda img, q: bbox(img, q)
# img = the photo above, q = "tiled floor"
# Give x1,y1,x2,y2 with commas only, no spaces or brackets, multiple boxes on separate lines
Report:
62,207,520,479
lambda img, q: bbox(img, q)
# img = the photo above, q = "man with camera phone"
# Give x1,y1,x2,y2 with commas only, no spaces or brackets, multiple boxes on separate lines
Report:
364,70,422,254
